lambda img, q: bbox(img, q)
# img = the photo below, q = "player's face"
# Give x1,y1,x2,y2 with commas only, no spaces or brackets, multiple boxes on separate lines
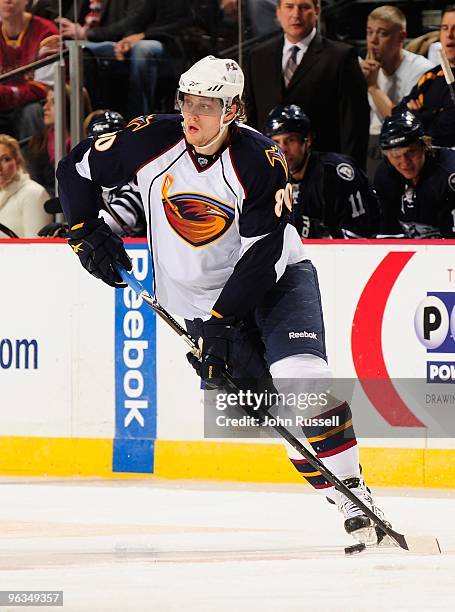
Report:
181,94,225,148
276,0,320,44
440,11,455,66
385,144,426,182
0,144,19,188
0,0,28,19
43,90,55,127
272,132,308,171
366,19,405,63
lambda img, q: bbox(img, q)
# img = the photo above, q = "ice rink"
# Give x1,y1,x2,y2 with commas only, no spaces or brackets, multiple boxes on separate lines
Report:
0,477,454,611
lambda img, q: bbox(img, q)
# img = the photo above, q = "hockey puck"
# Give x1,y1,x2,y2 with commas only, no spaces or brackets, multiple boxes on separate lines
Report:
344,543,366,555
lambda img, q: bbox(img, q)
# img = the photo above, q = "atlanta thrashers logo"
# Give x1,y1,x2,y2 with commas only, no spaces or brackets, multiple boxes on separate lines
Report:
265,145,288,177
161,174,235,247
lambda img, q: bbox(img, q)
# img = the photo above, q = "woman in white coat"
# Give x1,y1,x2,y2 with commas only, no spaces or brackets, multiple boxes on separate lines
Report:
0,134,51,238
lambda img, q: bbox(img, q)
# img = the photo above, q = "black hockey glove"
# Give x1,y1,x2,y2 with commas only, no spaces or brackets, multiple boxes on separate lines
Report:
67,218,132,287
38,222,68,238
186,318,237,388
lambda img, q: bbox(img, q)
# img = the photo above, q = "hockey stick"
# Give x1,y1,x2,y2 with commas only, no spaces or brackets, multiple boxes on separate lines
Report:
118,268,441,555
0,222,19,239
438,47,455,106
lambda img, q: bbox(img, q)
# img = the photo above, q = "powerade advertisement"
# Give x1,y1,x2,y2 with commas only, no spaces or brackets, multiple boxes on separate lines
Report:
415,291,455,383
113,245,157,473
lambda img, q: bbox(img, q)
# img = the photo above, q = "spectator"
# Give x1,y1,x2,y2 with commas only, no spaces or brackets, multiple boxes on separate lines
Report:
39,109,145,237
359,6,433,177
245,0,370,168
84,110,145,236
54,0,145,46
246,0,279,37
54,0,189,118
0,0,60,140
112,0,190,117
375,111,455,239
221,0,238,19
0,134,51,237
52,0,145,112
265,104,379,238
427,41,442,65
25,85,91,197
25,87,69,197
395,5,455,148
405,30,440,61
224,0,279,37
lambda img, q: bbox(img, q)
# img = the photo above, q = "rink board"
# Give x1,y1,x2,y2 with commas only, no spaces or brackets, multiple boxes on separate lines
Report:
1,238,455,487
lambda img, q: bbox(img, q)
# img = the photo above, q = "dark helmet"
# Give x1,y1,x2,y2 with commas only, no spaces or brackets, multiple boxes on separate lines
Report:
264,104,311,139
87,110,126,138
379,111,425,150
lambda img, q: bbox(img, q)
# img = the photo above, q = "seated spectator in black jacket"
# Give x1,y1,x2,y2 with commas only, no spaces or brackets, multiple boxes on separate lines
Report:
394,5,455,148
48,0,145,112
54,0,190,117
112,0,191,117
54,0,145,45
375,111,455,238
265,105,379,238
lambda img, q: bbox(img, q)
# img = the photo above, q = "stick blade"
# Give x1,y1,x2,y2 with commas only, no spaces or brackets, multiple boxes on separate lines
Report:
384,528,441,554
404,536,441,555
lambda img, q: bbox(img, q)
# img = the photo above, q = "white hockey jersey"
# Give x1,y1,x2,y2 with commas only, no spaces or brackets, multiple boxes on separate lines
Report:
57,114,306,319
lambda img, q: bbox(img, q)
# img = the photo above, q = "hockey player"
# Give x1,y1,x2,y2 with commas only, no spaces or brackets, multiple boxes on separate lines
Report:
393,5,455,148
57,55,388,546
39,110,146,238
85,110,145,237
264,104,380,238
375,111,455,238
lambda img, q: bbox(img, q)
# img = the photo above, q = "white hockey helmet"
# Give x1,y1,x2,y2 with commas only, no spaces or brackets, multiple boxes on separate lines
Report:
178,55,244,112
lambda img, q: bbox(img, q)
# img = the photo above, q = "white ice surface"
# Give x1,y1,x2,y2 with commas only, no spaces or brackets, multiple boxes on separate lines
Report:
0,478,453,611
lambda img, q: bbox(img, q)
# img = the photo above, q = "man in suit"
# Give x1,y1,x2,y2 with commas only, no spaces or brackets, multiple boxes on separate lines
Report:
245,0,370,168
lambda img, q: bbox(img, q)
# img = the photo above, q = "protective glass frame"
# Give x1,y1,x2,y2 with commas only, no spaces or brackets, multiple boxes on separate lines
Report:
176,91,225,117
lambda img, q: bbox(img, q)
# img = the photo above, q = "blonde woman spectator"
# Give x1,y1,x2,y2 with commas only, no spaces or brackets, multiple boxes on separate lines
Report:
0,135,51,237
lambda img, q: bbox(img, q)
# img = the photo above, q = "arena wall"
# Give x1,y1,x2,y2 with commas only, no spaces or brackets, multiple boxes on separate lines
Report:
1,238,455,487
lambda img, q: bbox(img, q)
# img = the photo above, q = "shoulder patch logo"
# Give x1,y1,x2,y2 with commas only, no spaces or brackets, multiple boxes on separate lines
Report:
161,174,235,247
127,114,155,132
448,173,455,192
94,132,117,152
336,163,355,181
265,145,288,177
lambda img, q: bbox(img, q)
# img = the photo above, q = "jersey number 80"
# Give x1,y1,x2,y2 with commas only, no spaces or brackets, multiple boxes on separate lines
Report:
275,183,293,218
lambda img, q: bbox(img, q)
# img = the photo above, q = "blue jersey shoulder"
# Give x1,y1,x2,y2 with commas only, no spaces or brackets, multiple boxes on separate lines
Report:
230,124,289,188
125,113,183,145
317,151,359,181
433,147,455,174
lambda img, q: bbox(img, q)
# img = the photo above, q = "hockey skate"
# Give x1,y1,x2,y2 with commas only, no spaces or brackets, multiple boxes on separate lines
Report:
329,477,391,547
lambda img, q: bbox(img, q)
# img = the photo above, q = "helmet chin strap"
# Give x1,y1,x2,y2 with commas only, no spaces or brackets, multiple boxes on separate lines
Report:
183,105,235,152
